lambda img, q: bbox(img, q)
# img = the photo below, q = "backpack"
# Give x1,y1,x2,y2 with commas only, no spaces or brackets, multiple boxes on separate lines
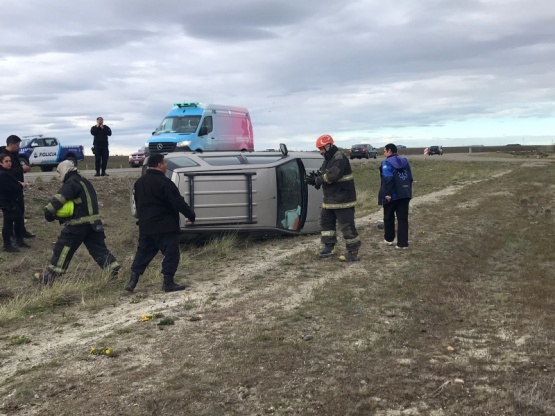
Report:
392,164,413,199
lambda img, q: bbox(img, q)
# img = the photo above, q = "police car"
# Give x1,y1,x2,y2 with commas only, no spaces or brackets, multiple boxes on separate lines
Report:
19,135,85,172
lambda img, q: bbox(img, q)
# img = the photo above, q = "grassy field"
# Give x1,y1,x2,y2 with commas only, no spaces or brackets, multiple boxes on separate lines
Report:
0,155,554,415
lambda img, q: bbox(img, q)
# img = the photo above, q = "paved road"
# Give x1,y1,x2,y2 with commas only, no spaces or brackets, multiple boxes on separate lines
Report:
25,168,142,183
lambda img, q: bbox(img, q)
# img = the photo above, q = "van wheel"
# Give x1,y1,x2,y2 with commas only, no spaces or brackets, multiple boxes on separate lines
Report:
40,166,54,172
194,149,203,154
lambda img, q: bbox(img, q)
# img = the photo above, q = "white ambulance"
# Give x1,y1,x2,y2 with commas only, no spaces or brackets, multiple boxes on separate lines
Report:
146,102,254,154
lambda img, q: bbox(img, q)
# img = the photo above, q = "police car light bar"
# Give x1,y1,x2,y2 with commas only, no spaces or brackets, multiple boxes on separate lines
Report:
174,102,199,108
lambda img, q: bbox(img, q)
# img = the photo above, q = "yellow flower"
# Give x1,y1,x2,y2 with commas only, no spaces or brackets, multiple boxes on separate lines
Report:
105,349,111,355
90,347,96,353
140,314,154,321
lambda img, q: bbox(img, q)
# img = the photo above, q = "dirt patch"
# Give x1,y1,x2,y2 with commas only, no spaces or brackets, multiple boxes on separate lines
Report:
1,157,554,415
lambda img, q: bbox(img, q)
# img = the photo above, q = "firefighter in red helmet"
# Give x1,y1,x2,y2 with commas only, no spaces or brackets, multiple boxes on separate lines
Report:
306,134,361,261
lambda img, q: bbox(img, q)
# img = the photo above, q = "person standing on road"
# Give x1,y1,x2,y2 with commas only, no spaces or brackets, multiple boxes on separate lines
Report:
306,134,361,262
90,116,112,177
38,161,120,285
0,153,31,252
126,153,196,293
378,143,413,249
0,135,35,239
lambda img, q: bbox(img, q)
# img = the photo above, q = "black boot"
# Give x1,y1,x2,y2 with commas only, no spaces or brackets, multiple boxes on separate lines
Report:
125,273,140,292
319,243,336,258
4,244,20,253
162,275,186,292
16,239,31,248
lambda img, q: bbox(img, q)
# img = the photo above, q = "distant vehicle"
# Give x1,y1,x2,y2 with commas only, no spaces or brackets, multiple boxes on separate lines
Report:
18,135,84,172
397,144,407,149
505,143,521,146
131,146,323,241
128,146,146,167
349,144,377,159
146,102,254,155
428,146,443,156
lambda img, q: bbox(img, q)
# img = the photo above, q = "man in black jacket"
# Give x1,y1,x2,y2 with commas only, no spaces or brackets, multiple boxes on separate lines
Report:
39,161,120,284
306,134,361,262
90,117,112,177
126,153,196,293
0,135,35,239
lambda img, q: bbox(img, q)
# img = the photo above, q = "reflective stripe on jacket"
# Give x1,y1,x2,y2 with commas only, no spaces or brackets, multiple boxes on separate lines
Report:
314,145,357,208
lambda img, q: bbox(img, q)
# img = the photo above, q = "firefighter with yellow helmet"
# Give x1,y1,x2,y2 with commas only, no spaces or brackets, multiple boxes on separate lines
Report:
306,134,361,261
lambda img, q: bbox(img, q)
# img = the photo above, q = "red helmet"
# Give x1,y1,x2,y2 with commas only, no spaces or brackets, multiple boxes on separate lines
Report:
316,134,334,148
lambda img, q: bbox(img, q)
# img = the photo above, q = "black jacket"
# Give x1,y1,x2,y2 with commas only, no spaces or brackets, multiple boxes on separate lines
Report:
314,145,357,209
0,168,23,208
44,171,103,226
134,169,195,236
0,146,25,181
90,125,112,148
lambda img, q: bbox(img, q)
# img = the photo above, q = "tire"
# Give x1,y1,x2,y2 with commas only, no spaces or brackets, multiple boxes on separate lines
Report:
65,155,77,166
40,166,54,172
373,154,377,159
365,153,370,159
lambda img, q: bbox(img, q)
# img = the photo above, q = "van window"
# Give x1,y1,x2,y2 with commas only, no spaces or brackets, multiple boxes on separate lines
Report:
244,156,282,164
166,157,200,170
200,116,213,135
202,156,242,166
154,116,201,135
276,160,303,231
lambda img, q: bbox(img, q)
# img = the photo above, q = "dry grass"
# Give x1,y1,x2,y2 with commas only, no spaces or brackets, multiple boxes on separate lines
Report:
0,156,554,415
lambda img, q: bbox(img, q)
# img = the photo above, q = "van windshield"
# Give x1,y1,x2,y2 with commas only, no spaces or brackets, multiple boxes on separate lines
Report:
153,116,201,135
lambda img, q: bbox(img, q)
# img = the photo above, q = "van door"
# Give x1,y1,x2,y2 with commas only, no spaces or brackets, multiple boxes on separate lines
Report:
275,159,308,232
197,115,214,151
30,138,59,166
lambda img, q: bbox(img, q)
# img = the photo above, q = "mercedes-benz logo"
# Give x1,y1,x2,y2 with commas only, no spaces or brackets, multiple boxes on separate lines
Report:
156,143,163,151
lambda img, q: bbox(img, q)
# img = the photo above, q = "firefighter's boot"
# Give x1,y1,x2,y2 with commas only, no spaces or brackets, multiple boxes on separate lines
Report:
125,273,140,293
339,250,359,262
162,275,187,292
319,244,336,258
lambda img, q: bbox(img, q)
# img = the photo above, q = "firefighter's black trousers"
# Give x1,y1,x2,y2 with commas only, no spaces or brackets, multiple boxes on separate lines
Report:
319,207,361,252
48,224,119,275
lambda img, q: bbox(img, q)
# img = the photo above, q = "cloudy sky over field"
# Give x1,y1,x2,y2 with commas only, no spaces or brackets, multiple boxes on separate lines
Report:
1,0,554,154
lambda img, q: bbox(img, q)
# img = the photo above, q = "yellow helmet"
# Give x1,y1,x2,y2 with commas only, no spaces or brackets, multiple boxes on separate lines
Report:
56,201,74,218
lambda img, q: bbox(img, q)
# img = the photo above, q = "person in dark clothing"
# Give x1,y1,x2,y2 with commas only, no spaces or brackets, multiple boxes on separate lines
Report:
0,153,31,252
38,161,120,285
126,153,196,293
90,116,112,177
378,143,413,249
306,134,361,262
0,135,35,239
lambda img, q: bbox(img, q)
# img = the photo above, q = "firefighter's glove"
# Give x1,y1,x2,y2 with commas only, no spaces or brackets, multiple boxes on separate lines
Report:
305,171,318,187
44,210,55,223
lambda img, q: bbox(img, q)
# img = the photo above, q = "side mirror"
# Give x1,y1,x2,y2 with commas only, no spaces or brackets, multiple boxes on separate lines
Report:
198,126,208,136
279,143,288,156
151,131,155,135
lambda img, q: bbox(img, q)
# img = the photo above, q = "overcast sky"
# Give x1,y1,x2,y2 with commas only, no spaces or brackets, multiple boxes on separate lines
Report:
1,0,554,155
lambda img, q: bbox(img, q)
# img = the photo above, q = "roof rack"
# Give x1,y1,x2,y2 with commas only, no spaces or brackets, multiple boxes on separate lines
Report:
22,134,44,138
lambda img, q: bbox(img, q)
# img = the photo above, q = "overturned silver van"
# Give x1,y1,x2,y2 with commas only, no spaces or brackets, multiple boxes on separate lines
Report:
131,147,324,240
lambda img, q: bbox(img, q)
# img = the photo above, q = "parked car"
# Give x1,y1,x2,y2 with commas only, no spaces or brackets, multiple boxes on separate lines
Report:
128,146,146,167
131,146,324,241
18,135,84,172
349,144,377,159
428,146,443,155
